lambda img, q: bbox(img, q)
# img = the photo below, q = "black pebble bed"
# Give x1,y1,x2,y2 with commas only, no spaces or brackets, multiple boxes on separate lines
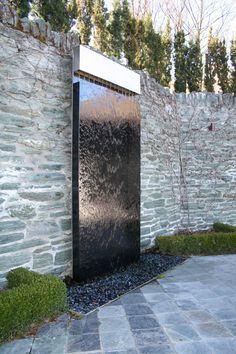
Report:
68,253,185,314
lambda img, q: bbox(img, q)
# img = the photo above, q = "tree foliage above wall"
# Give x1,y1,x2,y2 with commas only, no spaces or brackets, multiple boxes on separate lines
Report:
32,0,70,32
9,0,30,17
8,0,236,95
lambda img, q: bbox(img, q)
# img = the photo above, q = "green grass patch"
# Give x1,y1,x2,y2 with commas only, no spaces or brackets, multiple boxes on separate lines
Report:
156,223,236,256
0,268,67,343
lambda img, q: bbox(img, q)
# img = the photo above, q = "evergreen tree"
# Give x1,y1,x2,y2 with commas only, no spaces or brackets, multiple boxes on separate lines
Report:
230,39,236,95
70,0,93,45
67,0,77,25
174,28,187,92
121,0,136,67
107,0,123,58
9,0,30,18
133,18,145,70
204,29,215,92
142,13,156,75
92,0,109,53
186,36,202,92
150,31,162,82
214,38,229,93
143,21,163,83
204,53,214,92
159,21,172,87
32,0,70,32
205,31,229,93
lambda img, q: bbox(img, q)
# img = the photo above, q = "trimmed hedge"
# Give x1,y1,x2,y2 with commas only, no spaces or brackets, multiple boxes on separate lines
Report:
0,268,67,343
213,222,236,233
156,231,236,256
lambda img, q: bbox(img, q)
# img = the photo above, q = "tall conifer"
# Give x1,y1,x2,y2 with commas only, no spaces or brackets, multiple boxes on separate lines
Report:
134,18,145,69
205,32,229,93
151,32,162,82
174,28,187,92
214,38,229,93
32,0,70,32
71,0,93,44
204,29,215,92
107,0,123,58
92,0,109,53
186,36,202,92
230,39,236,95
143,13,156,75
122,0,136,67
160,21,172,87
9,0,30,18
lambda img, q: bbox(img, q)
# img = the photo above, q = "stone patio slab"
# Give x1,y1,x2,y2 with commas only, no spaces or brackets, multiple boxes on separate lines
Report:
205,339,236,354
123,303,153,315
100,330,135,351
99,316,130,332
164,323,200,342
221,320,236,335
98,305,126,318
155,312,189,325
67,333,100,353
128,315,160,330
174,341,211,354
1,255,236,354
138,344,175,354
132,328,169,346
0,338,33,354
183,310,216,323
193,321,233,338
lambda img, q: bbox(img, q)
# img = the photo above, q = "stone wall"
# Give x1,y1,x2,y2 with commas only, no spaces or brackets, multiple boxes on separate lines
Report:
0,10,80,286
0,8,236,286
139,74,182,248
140,76,236,247
178,93,236,232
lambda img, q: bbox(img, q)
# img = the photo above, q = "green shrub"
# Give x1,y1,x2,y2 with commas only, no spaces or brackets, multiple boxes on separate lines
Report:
213,222,236,233
0,268,68,343
156,231,236,256
7,267,43,288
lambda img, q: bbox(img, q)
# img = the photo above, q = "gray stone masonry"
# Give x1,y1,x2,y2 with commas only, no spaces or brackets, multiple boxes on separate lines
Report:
139,73,236,247
0,3,77,286
139,74,181,247
0,2,236,284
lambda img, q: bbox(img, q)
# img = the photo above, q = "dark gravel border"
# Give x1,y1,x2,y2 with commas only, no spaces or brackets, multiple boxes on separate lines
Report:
68,253,185,314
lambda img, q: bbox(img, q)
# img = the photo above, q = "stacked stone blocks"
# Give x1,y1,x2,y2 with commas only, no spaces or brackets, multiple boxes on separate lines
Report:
0,4,235,285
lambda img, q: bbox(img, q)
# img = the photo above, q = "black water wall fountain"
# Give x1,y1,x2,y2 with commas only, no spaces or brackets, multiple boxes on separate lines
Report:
72,46,141,281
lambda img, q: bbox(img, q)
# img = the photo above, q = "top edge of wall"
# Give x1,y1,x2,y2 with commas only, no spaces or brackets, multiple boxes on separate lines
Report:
73,45,141,95
175,91,236,106
0,1,80,54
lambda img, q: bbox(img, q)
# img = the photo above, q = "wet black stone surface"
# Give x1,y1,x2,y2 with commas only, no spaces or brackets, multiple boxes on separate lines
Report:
73,78,140,281
68,253,185,314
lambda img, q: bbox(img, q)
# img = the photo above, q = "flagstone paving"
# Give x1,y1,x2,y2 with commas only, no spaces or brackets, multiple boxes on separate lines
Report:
1,255,236,354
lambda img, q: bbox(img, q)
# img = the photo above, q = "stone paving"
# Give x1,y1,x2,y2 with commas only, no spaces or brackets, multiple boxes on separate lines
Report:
1,255,236,354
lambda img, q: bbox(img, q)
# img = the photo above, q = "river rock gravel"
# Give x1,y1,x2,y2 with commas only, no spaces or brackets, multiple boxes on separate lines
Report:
68,253,185,314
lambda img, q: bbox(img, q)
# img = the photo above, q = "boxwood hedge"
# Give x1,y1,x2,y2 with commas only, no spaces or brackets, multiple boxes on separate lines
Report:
213,222,236,233
0,268,67,343
156,223,236,256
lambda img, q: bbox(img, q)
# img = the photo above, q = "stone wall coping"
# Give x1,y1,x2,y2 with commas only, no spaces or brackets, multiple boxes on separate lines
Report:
140,72,236,105
0,0,80,54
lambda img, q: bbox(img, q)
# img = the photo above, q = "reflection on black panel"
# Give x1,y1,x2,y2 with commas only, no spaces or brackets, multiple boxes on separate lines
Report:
73,77,140,281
